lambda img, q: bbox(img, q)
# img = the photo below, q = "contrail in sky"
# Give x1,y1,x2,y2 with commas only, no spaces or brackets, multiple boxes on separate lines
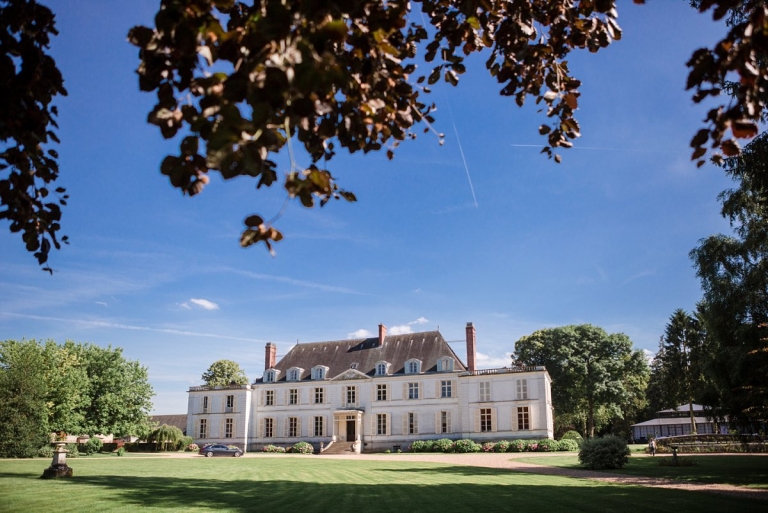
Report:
445,93,479,208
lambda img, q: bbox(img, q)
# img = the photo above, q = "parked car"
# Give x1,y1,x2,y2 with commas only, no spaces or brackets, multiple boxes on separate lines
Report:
199,444,243,457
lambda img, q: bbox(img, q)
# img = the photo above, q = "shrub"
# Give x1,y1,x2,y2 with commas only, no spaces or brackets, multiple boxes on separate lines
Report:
558,439,580,452
453,439,481,453
116,447,126,457
481,442,496,452
578,436,631,470
527,442,539,452
262,444,286,453
290,441,314,454
508,439,527,452
82,437,103,456
409,440,433,453
178,436,194,451
536,439,557,452
433,438,455,453
148,424,184,451
37,445,54,458
65,444,79,458
561,430,584,442
187,443,199,452
494,440,510,453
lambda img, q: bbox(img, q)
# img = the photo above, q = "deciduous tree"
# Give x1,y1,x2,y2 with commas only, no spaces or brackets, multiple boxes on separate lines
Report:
514,324,648,438
201,359,248,387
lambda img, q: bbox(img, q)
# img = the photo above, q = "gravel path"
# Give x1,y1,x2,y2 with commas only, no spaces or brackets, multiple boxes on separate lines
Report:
316,452,768,502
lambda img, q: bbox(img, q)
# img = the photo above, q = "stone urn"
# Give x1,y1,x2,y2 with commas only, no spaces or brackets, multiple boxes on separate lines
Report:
41,441,73,479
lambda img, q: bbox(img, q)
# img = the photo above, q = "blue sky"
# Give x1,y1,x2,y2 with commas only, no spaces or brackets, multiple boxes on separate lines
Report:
1,1,735,414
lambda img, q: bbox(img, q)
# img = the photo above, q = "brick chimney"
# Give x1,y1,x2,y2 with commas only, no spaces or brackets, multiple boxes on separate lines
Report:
378,324,387,347
466,322,476,372
265,342,276,369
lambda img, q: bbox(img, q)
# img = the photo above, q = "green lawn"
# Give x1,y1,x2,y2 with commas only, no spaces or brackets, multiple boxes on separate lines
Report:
0,455,764,512
510,453,768,489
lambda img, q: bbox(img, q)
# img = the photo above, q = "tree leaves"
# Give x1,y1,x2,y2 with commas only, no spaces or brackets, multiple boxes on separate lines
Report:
0,0,68,272
201,359,248,387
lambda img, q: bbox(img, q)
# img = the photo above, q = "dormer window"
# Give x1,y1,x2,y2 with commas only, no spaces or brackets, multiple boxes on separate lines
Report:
264,369,280,383
350,363,358,370
375,361,390,376
311,366,328,380
405,359,421,374
287,367,303,382
438,357,455,372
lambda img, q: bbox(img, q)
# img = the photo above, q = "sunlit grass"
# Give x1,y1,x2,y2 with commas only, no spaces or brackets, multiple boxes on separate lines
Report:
0,455,764,512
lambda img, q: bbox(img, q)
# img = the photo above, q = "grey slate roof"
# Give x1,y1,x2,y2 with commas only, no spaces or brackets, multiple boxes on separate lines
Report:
150,414,188,434
262,330,467,382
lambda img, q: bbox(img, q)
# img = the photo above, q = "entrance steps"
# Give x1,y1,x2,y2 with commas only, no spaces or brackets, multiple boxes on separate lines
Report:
320,441,357,455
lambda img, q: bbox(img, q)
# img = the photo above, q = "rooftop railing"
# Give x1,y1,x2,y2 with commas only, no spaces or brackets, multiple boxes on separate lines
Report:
188,384,251,392
460,366,544,376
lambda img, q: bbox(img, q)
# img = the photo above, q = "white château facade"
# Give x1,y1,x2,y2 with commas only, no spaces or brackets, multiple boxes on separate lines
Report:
187,323,554,452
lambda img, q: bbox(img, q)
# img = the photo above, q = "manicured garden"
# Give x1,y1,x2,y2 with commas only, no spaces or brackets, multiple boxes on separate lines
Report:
1,455,765,512
509,453,768,489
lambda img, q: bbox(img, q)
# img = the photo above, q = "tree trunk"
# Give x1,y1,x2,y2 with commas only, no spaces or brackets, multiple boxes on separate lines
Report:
688,399,697,435
588,399,595,438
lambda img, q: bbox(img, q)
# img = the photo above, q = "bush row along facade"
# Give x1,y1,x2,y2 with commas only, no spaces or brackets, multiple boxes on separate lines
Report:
186,323,554,452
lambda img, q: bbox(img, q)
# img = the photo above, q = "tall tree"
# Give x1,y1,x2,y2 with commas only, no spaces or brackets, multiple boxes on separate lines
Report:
652,309,708,433
0,340,50,457
514,324,648,438
201,359,248,387
691,131,768,427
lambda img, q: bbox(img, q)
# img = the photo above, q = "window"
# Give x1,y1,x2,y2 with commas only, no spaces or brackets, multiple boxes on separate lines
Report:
264,418,274,438
376,384,388,401
288,368,301,381
198,419,207,438
440,411,452,434
314,416,324,437
201,396,209,413
376,362,388,375
288,417,298,437
289,388,298,405
438,357,454,372
408,382,419,399
405,359,421,374
516,379,528,400
350,363,358,370
346,386,357,406
480,408,493,432
441,380,452,398
479,381,491,402
225,418,234,438
314,387,324,404
407,412,418,434
377,414,388,435
517,407,530,430
225,395,234,412
265,390,274,406
264,370,275,383
312,366,327,380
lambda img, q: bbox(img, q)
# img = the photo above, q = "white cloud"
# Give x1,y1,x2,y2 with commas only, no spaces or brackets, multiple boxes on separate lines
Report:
643,348,656,363
389,324,412,335
348,329,373,339
95,301,108,306
476,351,513,369
410,317,429,325
182,298,219,310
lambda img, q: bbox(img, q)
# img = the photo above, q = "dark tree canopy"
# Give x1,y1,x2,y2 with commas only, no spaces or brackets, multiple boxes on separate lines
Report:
4,0,768,264
691,131,768,426
0,0,68,272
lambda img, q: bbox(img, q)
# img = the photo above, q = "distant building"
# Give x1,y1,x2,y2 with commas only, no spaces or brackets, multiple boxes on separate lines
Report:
631,404,721,441
186,323,554,452
149,414,188,436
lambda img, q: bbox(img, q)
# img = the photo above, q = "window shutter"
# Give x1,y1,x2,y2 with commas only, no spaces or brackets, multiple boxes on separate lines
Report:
529,406,535,430
435,412,440,434
402,414,407,436
372,384,377,401
298,417,302,437
491,408,498,433
447,411,452,433
402,383,407,400
474,409,480,433
413,413,418,434
284,389,289,406
284,418,289,438
452,380,457,398
386,414,391,436
435,381,440,398
259,418,264,438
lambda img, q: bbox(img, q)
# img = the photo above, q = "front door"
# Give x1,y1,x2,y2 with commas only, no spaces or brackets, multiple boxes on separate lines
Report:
346,419,356,441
